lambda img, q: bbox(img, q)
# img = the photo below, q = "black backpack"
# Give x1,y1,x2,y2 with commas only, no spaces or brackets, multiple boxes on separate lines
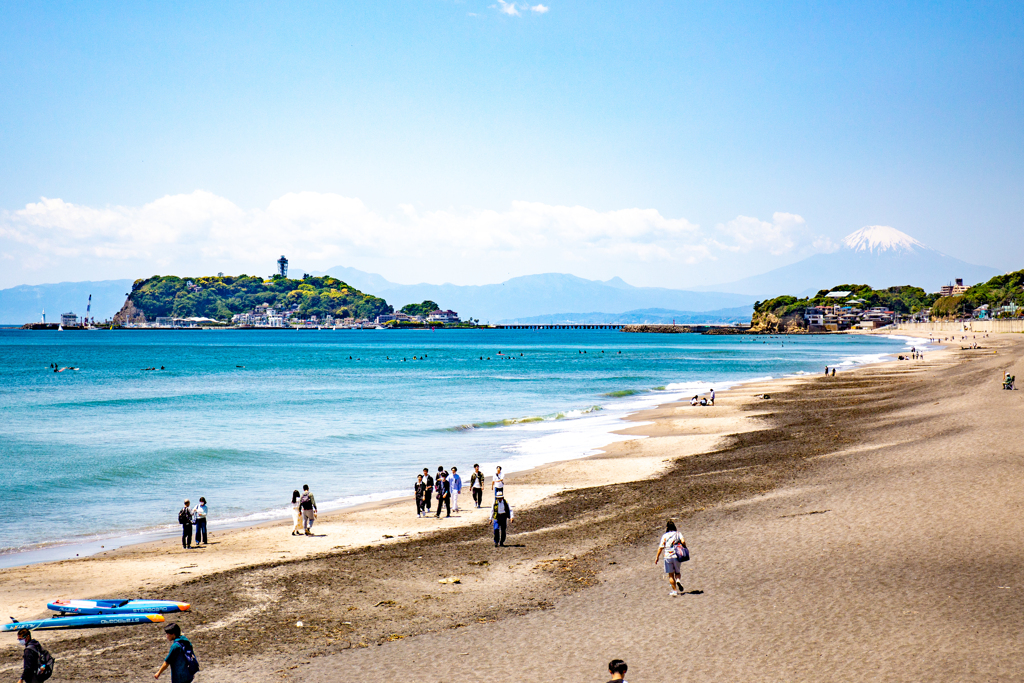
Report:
180,639,200,675
178,507,192,525
29,641,55,682
299,493,313,510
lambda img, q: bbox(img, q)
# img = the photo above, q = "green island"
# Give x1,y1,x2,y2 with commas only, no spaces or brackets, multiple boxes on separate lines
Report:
113,274,394,325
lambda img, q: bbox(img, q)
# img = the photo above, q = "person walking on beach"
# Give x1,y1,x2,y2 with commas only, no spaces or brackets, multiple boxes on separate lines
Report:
414,474,427,517
654,520,687,596
450,466,462,513
709,388,715,406
192,497,208,546
178,499,193,549
491,490,513,547
607,659,628,682
299,485,317,535
16,628,53,683
435,471,451,518
154,622,199,683
290,490,303,535
492,465,504,497
422,468,434,514
470,464,485,508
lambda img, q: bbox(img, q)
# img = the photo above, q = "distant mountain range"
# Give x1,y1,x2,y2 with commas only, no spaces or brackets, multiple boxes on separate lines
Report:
0,227,1000,324
0,279,133,325
700,226,1001,297
313,268,756,323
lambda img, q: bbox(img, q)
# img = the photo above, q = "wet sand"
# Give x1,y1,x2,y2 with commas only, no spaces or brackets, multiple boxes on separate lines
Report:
5,333,1023,681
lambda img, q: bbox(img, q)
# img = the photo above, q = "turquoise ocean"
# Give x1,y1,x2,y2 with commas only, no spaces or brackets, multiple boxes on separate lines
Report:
0,329,922,563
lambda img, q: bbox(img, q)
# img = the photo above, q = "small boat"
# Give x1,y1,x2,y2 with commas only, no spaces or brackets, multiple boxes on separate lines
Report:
47,598,190,615
3,613,165,631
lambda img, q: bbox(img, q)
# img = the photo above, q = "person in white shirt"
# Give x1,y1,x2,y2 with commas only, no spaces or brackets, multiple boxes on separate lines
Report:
654,520,687,596
192,497,208,545
492,466,504,497
290,489,302,535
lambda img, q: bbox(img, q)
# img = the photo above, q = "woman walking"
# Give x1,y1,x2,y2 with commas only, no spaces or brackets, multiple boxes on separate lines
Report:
492,466,504,497
290,490,302,535
654,520,687,596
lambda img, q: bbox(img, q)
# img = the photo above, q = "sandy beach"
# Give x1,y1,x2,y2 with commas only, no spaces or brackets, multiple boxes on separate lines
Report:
4,330,1022,682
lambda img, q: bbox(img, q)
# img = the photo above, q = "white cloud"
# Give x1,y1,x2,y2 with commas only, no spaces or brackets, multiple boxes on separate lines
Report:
530,4,549,12
0,192,831,287
711,211,820,256
494,1,520,16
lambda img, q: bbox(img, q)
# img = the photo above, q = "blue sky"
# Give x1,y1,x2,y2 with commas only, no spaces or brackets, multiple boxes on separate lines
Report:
0,1,1021,289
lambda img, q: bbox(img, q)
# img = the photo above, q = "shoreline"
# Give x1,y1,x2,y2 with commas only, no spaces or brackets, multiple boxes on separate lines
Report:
0,332,928,570
5,329,1008,681
0,334,925,570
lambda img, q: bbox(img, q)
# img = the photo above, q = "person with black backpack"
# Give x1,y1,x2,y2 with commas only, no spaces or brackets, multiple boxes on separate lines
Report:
178,499,193,549
299,485,317,536
17,628,54,683
154,622,199,683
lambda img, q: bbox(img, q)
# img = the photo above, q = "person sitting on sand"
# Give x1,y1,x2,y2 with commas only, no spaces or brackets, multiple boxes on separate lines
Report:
607,659,628,682
690,395,699,406
700,397,708,406
654,520,687,596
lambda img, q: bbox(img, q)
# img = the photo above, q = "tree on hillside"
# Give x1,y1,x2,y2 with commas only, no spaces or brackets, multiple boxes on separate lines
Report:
400,300,440,317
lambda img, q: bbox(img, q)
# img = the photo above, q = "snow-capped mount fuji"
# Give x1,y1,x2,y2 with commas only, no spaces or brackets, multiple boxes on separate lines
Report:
841,225,927,254
702,226,1000,297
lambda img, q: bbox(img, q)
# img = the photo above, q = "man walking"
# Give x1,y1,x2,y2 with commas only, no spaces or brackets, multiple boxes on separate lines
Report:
299,485,317,536
491,490,513,547
16,628,52,683
154,622,199,683
422,468,434,514
450,466,462,513
434,471,451,518
470,464,484,508
178,499,193,549
192,497,208,546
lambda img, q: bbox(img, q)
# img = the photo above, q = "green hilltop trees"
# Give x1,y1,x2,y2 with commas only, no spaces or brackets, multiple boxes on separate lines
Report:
399,300,440,317
753,284,938,319
931,269,1024,318
125,274,393,322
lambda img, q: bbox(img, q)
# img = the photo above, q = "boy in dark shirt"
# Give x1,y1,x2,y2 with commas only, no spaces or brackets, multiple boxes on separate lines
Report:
414,474,427,516
154,622,198,683
421,468,434,513
434,472,451,518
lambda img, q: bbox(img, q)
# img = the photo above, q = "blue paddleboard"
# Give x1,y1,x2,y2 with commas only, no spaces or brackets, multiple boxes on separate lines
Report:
47,599,191,615
4,613,165,631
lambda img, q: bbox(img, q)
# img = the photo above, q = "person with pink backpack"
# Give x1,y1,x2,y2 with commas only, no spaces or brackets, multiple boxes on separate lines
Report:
654,520,689,596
